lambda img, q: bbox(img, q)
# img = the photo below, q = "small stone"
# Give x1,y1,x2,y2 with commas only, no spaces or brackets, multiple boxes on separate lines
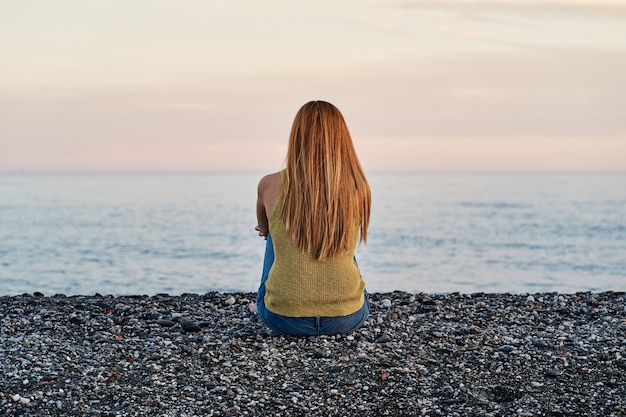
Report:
12,394,20,402
545,369,560,378
381,372,390,381
376,334,392,343
180,320,201,333
19,397,31,405
315,350,329,358
380,299,392,308
156,319,175,327
224,296,236,306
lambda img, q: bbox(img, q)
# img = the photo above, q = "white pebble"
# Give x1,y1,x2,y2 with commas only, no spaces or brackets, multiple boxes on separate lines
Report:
381,299,392,308
12,394,21,402
19,397,31,405
225,296,236,306
346,335,354,341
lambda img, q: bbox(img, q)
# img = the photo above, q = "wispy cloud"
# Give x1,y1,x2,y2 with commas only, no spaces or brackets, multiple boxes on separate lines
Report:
360,18,417,38
435,25,537,50
387,0,626,17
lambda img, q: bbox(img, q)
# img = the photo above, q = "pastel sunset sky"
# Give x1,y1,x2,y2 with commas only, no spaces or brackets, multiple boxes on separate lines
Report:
1,0,625,172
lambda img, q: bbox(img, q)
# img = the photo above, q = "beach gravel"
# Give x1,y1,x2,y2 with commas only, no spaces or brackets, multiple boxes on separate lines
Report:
1,291,625,416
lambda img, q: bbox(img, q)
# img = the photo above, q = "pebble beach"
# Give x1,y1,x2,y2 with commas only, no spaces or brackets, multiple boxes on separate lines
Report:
1,291,625,417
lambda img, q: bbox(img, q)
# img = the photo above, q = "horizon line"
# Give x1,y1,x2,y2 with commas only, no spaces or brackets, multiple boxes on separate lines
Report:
1,169,625,175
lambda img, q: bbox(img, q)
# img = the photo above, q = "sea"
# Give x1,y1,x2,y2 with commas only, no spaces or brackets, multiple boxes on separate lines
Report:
0,172,624,296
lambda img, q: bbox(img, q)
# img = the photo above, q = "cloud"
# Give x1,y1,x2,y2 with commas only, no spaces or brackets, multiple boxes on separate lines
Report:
344,45,626,141
435,25,537,50
386,0,626,17
360,18,417,38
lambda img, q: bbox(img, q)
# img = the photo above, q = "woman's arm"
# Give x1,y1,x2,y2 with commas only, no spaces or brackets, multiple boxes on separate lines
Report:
255,176,270,238
255,172,281,239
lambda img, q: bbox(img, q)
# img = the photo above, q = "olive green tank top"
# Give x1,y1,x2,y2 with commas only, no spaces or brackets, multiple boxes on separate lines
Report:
264,170,366,317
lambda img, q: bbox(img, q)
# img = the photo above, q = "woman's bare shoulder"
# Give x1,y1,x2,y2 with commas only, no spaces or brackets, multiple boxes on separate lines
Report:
258,171,282,190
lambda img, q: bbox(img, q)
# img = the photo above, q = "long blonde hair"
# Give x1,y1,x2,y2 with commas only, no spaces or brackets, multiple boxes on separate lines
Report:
281,101,371,261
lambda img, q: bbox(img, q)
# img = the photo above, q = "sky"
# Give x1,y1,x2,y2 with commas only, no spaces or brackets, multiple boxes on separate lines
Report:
1,0,625,172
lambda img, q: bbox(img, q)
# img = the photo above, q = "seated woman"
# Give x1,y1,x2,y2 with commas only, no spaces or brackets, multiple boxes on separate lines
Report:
254,100,371,336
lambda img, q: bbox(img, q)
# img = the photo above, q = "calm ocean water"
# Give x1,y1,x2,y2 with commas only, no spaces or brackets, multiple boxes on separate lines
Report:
0,172,624,296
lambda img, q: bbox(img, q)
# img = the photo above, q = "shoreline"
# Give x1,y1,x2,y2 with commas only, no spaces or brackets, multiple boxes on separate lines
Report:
1,291,625,416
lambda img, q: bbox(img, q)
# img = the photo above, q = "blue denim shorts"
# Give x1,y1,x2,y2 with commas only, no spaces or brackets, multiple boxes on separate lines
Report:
256,234,369,337
257,296,369,337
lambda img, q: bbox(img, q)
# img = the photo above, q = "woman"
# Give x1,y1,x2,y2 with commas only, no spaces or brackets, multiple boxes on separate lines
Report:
254,100,371,336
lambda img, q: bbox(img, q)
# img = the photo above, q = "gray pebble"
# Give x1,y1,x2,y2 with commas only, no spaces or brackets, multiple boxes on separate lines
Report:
180,320,201,333
376,334,392,343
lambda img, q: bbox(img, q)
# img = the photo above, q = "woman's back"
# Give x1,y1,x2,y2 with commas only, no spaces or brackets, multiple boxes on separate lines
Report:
264,170,365,317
